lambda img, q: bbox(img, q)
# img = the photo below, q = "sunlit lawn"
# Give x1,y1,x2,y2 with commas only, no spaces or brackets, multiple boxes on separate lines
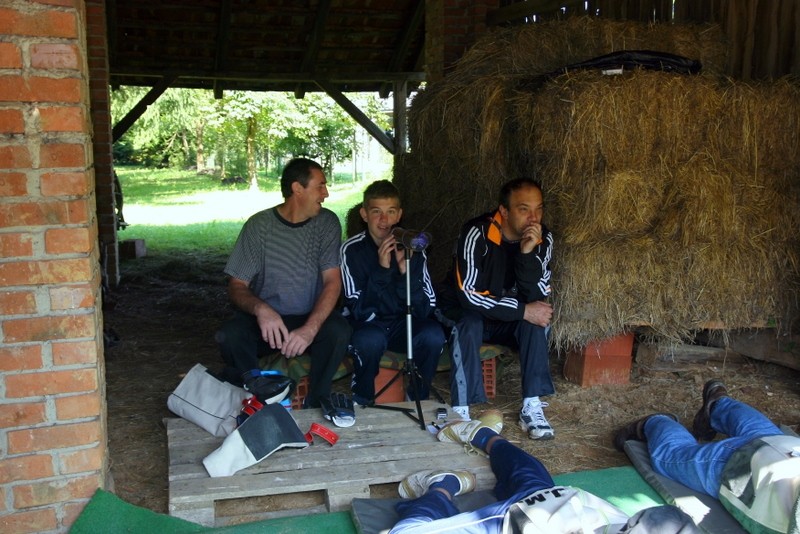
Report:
116,166,378,255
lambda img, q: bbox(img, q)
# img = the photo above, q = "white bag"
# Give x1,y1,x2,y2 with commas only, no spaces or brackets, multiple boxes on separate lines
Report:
167,363,251,437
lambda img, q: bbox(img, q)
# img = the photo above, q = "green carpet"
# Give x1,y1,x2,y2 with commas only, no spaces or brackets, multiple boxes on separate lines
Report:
71,466,660,533
69,489,356,534
553,465,665,516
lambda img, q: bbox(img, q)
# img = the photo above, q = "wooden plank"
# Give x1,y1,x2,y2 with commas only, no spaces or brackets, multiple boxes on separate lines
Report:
167,401,491,526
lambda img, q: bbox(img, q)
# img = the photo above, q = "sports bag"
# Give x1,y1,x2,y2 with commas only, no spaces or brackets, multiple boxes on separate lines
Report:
167,363,251,437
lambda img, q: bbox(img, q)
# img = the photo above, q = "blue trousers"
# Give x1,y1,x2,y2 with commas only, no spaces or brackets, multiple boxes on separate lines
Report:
389,440,555,533
216,310,351,407
349,316,445,401
644,397,781,498
448,310,554,406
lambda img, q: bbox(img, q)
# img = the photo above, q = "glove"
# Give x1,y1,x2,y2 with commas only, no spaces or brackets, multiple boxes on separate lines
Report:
319,392,356,428
203,403,308,477
242,370,295,405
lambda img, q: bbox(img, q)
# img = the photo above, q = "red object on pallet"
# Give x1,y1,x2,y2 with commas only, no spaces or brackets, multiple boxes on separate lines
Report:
563,332,635,387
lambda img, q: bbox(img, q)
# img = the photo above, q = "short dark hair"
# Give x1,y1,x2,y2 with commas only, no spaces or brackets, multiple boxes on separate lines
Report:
280,158,323,198
362,180,401,208
499,177,541,209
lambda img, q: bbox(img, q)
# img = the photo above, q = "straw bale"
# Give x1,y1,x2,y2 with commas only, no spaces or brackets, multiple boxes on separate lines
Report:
397,20,800,350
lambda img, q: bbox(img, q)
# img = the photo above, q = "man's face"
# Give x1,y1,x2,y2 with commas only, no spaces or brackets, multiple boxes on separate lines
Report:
360,197,403,244
296,168,329,218
499,185,543,241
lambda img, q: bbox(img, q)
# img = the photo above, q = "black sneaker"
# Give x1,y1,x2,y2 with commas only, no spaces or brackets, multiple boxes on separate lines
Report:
613,413,678,452
692,380,728,441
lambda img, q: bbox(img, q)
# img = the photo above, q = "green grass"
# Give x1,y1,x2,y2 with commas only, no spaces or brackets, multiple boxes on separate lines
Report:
116,166,373,256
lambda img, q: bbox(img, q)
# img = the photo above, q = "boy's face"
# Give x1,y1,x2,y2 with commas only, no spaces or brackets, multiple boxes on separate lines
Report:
360,197,403,244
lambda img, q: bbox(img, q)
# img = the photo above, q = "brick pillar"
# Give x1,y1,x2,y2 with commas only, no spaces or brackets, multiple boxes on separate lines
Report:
425,0,500,82
86,0,119,287
0,1,108,532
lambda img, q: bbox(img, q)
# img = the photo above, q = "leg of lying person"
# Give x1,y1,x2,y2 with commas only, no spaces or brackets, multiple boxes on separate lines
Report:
712,397,782,441
643,414,748,498
285,311,351,408
489,438,556,501
349,321,389,405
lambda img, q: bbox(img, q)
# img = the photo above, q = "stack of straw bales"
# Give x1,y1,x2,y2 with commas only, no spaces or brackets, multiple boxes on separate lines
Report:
395,17,800,350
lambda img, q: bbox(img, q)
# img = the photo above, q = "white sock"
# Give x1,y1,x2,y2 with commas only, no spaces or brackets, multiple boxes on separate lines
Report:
452,405,471,421
523,397,540,411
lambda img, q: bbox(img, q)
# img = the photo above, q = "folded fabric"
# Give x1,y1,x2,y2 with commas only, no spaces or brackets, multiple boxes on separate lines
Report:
320,392,356,428
167,363,251,437
203,403,308,477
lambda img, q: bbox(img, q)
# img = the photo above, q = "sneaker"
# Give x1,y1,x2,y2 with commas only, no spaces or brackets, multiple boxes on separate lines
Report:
613,413,678,452
519,402,554,440
398,470,476,499
452,405,471,421
437,409,503,455
692,380,729,441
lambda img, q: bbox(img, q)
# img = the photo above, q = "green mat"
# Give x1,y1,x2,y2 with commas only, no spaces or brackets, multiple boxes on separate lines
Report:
69,489,356,534
71,466,661,533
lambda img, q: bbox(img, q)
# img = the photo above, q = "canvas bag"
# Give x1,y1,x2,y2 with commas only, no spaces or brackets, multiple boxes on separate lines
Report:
167,363,251,437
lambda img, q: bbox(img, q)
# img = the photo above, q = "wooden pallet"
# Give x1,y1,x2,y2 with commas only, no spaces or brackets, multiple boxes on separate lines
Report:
166,401,494,527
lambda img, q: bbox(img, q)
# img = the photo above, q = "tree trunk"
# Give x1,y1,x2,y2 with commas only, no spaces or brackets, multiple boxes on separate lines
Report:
246,117,258,190
195,120,205,171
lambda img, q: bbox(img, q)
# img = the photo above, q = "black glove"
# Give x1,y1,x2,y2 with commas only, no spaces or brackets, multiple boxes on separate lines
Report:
319,392,355,428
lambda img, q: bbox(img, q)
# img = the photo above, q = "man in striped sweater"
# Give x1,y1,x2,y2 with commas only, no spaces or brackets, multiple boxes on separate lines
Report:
216,158,351,409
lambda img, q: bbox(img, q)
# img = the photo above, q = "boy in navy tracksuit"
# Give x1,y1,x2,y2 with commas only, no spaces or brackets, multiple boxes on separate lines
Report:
340,180,445,405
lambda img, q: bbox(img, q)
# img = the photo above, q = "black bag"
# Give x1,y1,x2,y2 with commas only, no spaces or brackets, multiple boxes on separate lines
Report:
241,370,295,405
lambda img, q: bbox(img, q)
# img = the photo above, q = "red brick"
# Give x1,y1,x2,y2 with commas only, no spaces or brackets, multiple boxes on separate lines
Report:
0,454,53,483
30,43,79,70
63,501,87,531
0,507,57,533
0,290,36,314
0,258,92,287
40,172,89,196
0,144,32,168
0,233,34,257
2,313,96,344
0,487,5,512
0,345,43,372
0,76,82,103
52,340,98,365
55,392,101,419
0,199,89,227
7,368,98,398
60,444,104,474
0,402,47,429
0,8,77,38
8,421,101,454
0,172,27,195
13,474,99,508
39,143,86,168
0,109,24,133
49,284,95,310
45,226,94,254
0,42,22,68
38,106,84,132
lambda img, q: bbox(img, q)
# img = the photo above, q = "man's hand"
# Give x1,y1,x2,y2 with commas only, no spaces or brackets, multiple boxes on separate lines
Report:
520,223,543,254
523,300,553,327
254,303,289,350
281,324,316,358
378,234,408,274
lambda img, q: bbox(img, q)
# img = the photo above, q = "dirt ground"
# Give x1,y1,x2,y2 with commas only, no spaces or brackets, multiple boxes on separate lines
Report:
104,251,800,515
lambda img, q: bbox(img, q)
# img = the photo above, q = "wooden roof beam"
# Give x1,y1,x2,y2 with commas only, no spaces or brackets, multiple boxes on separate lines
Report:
111,75,177,143
314,79,395,154
379,0,425,98
294,0,332,99
212,0,233,99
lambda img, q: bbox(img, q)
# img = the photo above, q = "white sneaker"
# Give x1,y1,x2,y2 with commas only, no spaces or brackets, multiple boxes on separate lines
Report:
452,405,471,421
519,401,554,440
398,470,476,499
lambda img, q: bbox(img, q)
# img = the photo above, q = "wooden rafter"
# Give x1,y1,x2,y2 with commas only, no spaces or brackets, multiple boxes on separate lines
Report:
379,0,425,98
294,0,332,99
212,0,233,99
111,75,177,143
